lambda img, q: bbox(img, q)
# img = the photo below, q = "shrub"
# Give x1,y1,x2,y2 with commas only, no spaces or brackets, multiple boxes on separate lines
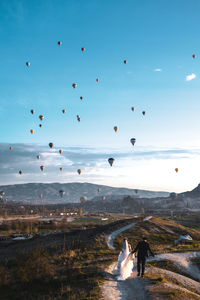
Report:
16,249,55,283
0,265,10,285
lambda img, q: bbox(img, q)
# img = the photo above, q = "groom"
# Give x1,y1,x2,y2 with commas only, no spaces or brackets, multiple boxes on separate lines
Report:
131,237,154,277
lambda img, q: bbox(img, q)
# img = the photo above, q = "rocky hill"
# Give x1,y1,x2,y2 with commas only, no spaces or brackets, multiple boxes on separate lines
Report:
0,182,169,204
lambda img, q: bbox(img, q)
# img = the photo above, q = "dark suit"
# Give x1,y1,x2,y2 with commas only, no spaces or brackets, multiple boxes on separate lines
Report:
132,240,154,275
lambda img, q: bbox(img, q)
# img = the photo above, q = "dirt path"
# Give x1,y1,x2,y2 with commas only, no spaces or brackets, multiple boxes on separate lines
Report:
149,251,200,281
101,262,152,300
102,217,152,300
146,266,200,296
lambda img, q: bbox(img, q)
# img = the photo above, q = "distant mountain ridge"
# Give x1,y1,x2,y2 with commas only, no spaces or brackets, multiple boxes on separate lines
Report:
179,183,200,198
0,182,169,204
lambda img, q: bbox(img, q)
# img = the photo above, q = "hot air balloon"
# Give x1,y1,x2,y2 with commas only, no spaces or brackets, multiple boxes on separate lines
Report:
98,188,101,193
192,54,196,59
131,107,135,111
72,83,77,88
37,155,40,159
39,124,42,128
142,111,146,116
30,109,35,114
124,60,127,64
77,115,81,122
175,168,179,173
114,126,118,132
62,109,66,114
59,149,63,155
81,47,85,52
102,196,106,201
39,194,43,199
59,190,65,198
80,196,87,203
58,41,62,46
80,96,83,100
30,129,34,134
49,142,54,148
130,138,136,146
60,167,63,171
108,158,115,167
77,169,81,175
19,170,23,175
0,191,5,197
9,146,13,150
39,115,44,121
26,62,30,67
40,165,45,171
96,78,99,83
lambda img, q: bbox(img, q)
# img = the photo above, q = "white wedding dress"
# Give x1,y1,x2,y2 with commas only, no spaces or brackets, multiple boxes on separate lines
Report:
117,239,135,280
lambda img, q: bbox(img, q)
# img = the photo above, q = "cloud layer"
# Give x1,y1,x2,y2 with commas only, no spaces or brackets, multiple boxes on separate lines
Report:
0,143,200,192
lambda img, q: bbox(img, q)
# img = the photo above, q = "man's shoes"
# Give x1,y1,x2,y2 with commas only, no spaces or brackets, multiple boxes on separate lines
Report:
137,273,140,277
141,274,144,278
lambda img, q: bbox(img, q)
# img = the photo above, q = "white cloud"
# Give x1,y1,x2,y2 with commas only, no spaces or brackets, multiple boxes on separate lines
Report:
186,73,196,81
154,68,162,72
1,143,200,192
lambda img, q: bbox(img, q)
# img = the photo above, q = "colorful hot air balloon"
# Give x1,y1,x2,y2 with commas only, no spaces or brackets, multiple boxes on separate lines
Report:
39,194,43,199
80,196,87,203
0,191,5,197
39,115,44,121
39,124,42,128
131,107,135,111
62,109,66,114
77,115,81,122
30,129,34,134
102,196,106,201
40,165,45,171
130,138,136,146
192,54,196,59
30,109,35,114
59,190,65,197
175,168,179,173
80,96,83,100
37,155,40,159
77,169,81,175
114,126,118,132
58,41,62,46
19,170,23,175
108,158,115,167
26,62,30,67
96,78,99,83
124,60,127,64
142,111,146,116
72,83,77,88
49,142,54,148
9,146,13,150
59,149,63,154
81,47,85,52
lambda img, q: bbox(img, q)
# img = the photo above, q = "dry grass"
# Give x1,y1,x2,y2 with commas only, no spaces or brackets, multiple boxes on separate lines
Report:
114,217,200,254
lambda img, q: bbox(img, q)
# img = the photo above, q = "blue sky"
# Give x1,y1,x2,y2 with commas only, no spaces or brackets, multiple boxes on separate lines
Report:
0,0,200,192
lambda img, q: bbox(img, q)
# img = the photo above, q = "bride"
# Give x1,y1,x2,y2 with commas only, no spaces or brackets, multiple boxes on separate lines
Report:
117,238,135,280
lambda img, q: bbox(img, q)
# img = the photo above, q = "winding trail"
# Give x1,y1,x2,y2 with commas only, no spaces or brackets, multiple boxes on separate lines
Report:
102,217,152,300
149,251,200,281
101,216,200,300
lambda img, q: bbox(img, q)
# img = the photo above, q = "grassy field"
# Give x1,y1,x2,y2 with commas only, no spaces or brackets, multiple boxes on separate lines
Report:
0,214,200,299
0,216,134,300
114,216,200,254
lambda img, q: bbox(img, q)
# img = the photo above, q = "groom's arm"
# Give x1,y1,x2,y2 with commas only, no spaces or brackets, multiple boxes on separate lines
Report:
131,242,139,254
